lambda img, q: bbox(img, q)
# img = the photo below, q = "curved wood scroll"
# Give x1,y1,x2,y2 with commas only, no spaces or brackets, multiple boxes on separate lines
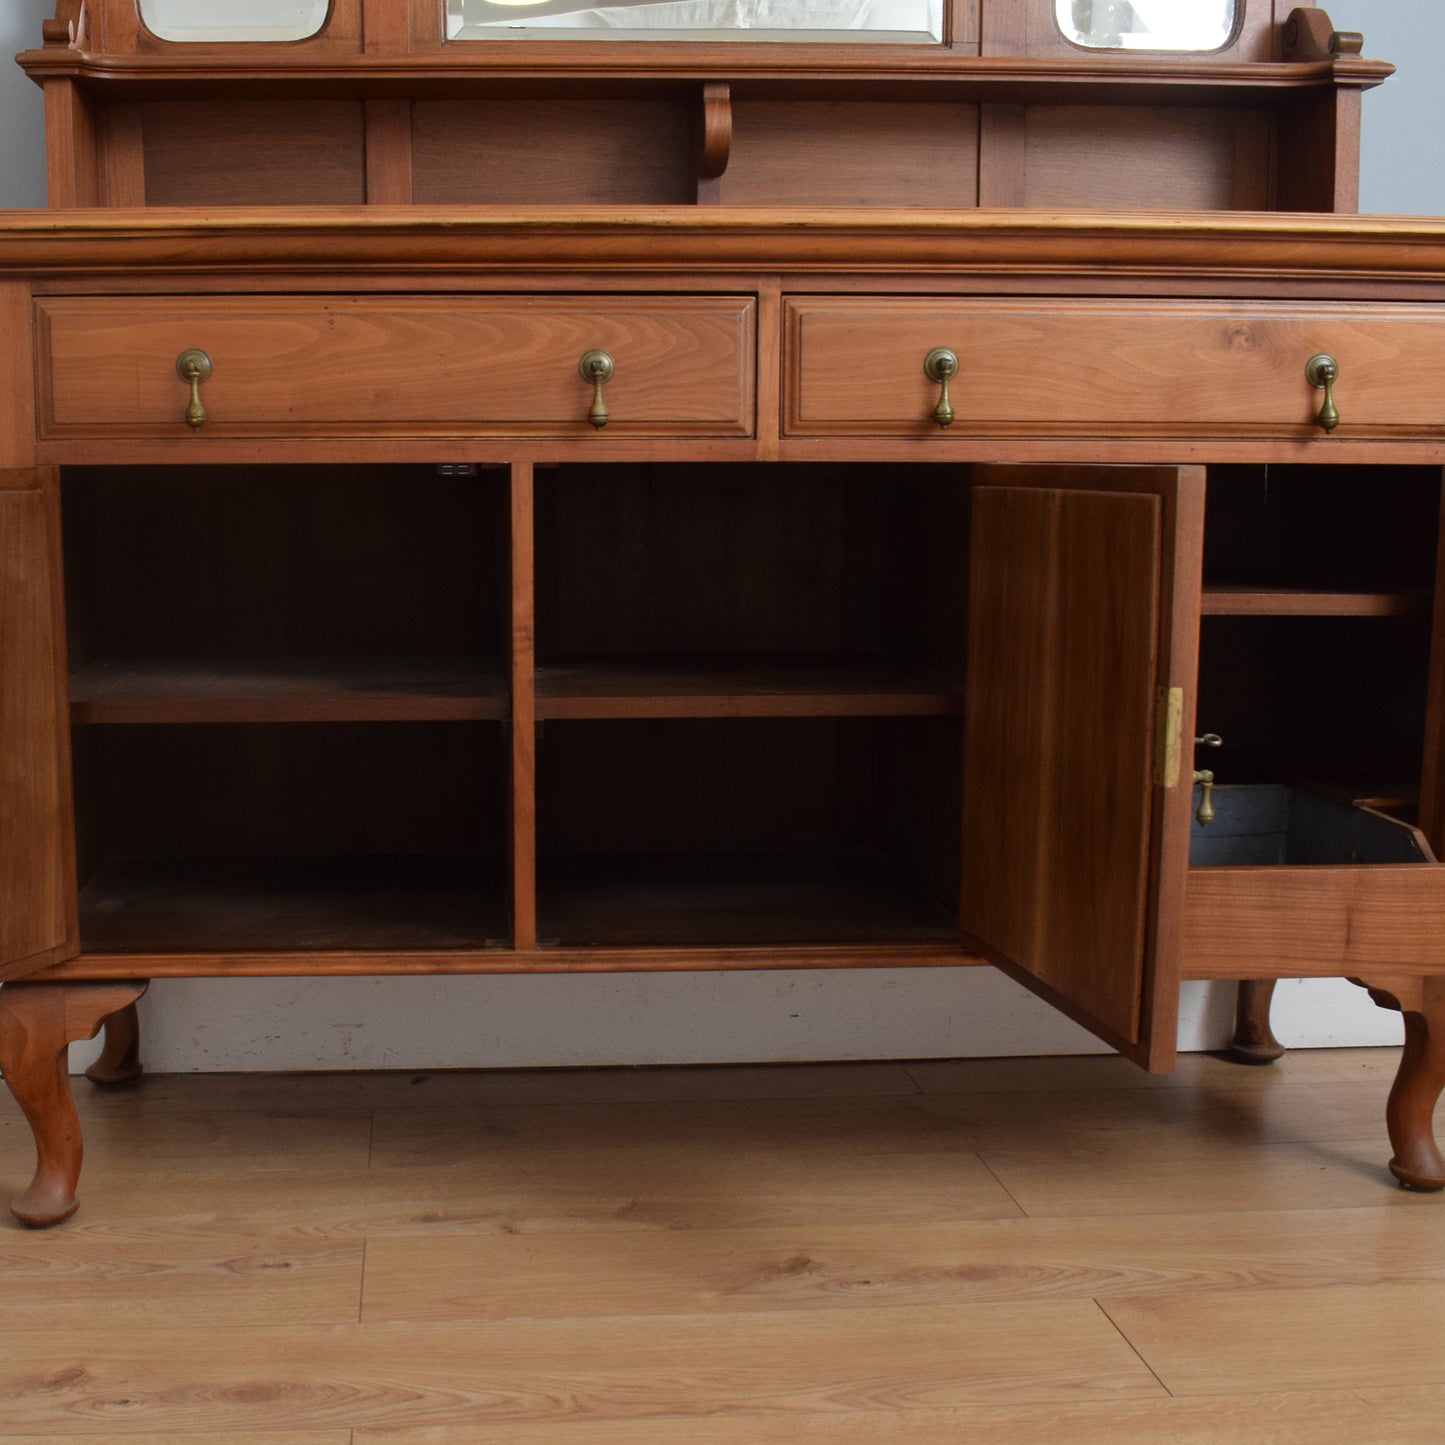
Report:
0,981,148,1227
1357,974,1445,1191
42,0,88,49
695,83,733,204
1282,8,1364,63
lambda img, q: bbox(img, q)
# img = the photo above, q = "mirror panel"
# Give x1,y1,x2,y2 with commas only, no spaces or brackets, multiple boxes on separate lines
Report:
447,0,945,45
139,0,331,42
1057,0,1237,52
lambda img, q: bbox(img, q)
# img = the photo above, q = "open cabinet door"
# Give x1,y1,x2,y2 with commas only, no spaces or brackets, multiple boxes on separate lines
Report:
0,469,77,981
961,465,1204,1071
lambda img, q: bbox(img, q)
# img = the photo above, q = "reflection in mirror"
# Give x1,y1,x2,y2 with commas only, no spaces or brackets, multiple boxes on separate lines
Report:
140,0,330,42
1058,0,1236,51
447,0,944,44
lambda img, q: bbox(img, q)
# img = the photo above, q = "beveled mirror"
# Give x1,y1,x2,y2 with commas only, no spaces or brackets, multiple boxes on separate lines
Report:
139,0,331,42
447,0,945,45
1058,0,1237,52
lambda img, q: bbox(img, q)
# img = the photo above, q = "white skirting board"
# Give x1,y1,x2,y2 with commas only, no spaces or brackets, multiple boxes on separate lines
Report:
67,972,1401,1074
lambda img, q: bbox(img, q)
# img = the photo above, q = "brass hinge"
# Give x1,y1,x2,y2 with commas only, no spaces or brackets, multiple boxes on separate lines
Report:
1155,686,1183,788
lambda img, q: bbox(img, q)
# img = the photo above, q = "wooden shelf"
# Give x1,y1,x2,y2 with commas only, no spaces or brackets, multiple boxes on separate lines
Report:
537,851,958,947
1200,584,1430,618
69,656,507,724
534,656,963,720
77,856,509,954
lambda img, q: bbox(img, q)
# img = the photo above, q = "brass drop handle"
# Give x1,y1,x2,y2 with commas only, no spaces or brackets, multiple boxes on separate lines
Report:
1192,733,1222,826
579,349,614,430
1192,770,1216,826
1306,353,1340,433
176,348,212,430
923,348,958,429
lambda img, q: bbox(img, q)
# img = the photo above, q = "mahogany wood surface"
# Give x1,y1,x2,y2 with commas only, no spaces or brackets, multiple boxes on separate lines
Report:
509,462,538,952
1357,974,1445,1190
0,979,147,1224
0,472,76,983
82,999,142,1087
1200,585,1428,616
784,298,1445,438
0,282,38,468
36,295,757,439
67,656,508,725
1181,866,1445,979
960,473,1162,1061
534,657,962,719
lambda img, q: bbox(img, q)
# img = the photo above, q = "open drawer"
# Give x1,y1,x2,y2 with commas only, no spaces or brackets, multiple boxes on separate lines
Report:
35,295,756,440
1180,785,1445,978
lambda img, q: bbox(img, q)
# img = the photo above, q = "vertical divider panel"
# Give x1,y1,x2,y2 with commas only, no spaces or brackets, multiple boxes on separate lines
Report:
1417,468,1445,857
364,99,414,204
510,461,539,950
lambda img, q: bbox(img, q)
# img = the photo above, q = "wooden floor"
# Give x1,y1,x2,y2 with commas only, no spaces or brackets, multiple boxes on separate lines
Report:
3,1048,1445,1441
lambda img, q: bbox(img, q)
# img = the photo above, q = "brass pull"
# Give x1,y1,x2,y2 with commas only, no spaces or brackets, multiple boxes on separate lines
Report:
579,349,614,430
176,348,212,430
1306,354,1340,433
1192,769,1216,826
923,348,958,429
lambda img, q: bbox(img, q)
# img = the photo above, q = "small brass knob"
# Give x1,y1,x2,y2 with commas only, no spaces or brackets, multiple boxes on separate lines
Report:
176,348,212,430
1306,354,1340,433
923,348,958,429
579,349,614,430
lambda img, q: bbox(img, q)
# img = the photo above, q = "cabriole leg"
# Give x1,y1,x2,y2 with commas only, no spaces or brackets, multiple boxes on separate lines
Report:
84,999,144,1088
0,981,149,1227
1358,974,1445,1191
1226,978,1286,1064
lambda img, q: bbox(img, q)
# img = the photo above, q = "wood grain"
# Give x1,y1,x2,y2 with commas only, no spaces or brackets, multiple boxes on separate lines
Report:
0,1304,1161,1433
784,299,1445,438
961,479,1159,1052
68,656,508,725
0,483,76,978
2,1052,1438,1435
0,284,37,470
1103,1281,1445,1395
1200,584,1429,617
1181,866,1445,979
535,657,962,719
346,1387,1445,1444
360,1206,1445,1323
38,296,756,439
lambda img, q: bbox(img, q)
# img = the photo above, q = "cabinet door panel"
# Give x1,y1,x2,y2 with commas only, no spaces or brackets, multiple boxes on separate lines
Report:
961,465,1202,1069
0,471,76,980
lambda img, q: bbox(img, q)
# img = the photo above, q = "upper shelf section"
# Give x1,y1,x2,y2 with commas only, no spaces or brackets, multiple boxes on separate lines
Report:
19,1,1391,212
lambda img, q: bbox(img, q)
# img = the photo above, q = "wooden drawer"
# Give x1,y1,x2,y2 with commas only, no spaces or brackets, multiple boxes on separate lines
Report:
784,298,1445,438
36,295,755,439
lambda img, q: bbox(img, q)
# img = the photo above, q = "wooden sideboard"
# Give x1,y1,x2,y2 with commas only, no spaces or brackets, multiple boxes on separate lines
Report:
3,0,1445,1225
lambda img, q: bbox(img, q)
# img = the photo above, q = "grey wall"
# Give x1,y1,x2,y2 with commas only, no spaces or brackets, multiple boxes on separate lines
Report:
1331,0,1445,217
0,0,50,207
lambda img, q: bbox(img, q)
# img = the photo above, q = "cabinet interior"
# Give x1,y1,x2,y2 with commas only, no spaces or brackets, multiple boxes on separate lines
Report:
64,454,1442,956
1195,463,1443,867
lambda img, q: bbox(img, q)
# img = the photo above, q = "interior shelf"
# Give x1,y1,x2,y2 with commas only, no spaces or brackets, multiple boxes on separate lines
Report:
69,656,508,725
77,855,509,954
1200,584,1430,618
535,655,963,720
537,851,958,949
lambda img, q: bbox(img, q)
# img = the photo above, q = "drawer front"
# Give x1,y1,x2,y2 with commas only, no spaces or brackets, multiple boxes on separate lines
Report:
785,298,1445,438
37,296,755,439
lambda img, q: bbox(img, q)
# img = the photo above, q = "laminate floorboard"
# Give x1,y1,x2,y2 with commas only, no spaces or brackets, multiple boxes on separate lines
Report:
0,1047,1440,1442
